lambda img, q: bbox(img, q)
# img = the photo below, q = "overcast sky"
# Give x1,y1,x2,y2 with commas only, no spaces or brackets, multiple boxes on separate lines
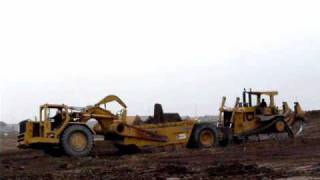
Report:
1,0,320,123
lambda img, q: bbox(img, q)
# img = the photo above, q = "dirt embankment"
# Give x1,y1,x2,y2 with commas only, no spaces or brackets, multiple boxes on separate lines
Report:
1,111,320,179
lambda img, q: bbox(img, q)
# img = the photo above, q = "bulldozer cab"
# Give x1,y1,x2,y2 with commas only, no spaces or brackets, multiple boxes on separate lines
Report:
242,89,279,116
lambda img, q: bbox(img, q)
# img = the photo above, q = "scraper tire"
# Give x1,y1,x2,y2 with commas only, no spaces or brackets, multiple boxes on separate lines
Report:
192,124,218,148
61,125,93,157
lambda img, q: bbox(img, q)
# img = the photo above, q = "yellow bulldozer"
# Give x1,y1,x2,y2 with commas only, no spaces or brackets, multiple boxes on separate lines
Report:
18,95,218,157
217,89,305,144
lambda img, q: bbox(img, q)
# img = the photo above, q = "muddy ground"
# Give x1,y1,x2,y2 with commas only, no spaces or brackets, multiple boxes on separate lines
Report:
1,111,320,179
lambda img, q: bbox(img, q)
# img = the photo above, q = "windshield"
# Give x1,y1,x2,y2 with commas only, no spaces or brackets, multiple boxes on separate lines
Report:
40,106,64,121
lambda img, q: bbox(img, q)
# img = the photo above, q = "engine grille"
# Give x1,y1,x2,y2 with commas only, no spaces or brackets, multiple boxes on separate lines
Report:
19,120,28,134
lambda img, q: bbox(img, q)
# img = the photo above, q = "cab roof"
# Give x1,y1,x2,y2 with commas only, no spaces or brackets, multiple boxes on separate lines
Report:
247,91,278,96
40,104,66,108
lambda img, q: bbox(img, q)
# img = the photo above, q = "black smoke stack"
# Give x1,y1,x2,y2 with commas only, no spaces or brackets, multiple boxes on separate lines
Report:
154,103,164,123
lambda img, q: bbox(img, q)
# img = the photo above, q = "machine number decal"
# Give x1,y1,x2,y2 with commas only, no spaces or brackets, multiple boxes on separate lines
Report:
177,133,187,140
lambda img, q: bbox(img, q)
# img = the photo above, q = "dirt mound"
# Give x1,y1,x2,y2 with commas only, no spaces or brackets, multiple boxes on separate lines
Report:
306,110,320,118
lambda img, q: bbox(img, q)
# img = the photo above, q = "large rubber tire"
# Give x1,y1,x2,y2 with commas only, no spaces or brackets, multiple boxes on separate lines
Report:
61,125,94,157
190,123,218,148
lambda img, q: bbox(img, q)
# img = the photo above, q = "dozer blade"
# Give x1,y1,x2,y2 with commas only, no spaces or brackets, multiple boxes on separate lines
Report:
290,120,305,137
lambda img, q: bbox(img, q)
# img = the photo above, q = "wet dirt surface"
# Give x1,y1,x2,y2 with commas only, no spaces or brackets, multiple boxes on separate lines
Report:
1,111,320,179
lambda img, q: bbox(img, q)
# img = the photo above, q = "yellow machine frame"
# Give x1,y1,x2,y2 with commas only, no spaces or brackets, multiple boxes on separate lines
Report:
18,95,209,156
218,89,305,138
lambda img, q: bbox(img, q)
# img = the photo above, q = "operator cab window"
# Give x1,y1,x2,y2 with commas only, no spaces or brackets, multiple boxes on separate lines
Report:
50,108,64,129
48,109,61,120
259,96,270,108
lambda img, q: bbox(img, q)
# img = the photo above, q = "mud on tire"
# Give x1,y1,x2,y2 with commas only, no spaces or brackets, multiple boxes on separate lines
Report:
61,125,93,157
188,123,218,148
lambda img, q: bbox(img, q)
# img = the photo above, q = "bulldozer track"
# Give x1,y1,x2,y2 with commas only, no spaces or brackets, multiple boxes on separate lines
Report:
237,117,293,138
